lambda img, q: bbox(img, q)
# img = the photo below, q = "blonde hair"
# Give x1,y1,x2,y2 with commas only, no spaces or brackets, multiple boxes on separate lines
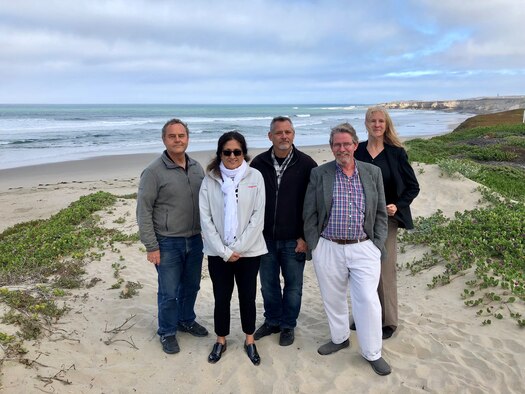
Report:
365,106,403,148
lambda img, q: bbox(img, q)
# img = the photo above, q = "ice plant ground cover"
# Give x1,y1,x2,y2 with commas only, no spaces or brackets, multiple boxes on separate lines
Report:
402,109,525,327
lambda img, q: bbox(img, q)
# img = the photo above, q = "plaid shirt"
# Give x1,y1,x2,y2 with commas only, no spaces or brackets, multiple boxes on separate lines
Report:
321,161,367,240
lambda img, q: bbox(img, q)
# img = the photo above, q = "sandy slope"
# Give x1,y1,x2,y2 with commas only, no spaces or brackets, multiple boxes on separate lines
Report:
0,148,523,393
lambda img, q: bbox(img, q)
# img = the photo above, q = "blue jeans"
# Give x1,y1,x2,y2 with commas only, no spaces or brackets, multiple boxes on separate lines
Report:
259,239,306,329
155,234,203,337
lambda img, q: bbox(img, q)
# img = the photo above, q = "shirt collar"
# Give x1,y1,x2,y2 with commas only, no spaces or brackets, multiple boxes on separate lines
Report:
335,160,358,177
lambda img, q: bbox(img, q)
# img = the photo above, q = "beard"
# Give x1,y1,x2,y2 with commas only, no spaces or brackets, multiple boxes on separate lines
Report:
335,153,353,165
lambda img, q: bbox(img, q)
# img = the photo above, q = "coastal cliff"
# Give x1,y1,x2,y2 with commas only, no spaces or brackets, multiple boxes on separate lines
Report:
380,96,525,114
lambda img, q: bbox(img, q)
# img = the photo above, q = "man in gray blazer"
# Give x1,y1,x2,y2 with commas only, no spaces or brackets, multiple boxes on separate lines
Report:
303,123,390,376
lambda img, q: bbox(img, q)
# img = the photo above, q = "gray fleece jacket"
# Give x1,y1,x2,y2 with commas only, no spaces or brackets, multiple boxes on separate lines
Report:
136,151,204,252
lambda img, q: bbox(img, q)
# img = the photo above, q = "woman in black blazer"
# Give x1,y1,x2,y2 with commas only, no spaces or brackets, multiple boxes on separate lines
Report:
354,106,420,339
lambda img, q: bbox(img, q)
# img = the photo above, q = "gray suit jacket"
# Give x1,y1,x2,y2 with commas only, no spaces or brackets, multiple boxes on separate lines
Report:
303,159,388,256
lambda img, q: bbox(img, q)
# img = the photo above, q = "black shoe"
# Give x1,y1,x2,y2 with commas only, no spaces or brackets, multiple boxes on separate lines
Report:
254,323,280,340
382,326,395,339
279,328,294,346
317,339,350,355
160,335,180,354
367,357,391,376
350,322,356,331
207,342,227,364
178,321,209,337
244,342,261,366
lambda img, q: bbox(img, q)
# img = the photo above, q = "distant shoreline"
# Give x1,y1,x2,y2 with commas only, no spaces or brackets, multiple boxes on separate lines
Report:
379,96,525,114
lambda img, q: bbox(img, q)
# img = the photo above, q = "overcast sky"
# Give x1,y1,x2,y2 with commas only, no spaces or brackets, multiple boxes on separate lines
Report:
1,0,524,104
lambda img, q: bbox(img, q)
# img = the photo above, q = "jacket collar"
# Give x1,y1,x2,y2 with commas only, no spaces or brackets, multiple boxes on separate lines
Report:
162,150,194,169
262,144,297,165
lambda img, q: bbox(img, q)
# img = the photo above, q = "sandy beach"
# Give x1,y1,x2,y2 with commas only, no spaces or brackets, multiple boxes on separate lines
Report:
0,146,524,393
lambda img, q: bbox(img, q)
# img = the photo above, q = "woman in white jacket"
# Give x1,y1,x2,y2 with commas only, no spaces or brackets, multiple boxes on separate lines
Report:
199,131,267,366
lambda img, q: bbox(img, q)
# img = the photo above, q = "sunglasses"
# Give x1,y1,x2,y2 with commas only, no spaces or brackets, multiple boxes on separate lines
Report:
222,149,243,157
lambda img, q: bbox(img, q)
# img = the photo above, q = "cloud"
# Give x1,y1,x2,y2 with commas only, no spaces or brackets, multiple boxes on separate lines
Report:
0,0,524,103
407,1,525,65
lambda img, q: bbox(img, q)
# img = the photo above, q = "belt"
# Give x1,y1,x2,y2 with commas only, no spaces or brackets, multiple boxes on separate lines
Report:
322,236,369,245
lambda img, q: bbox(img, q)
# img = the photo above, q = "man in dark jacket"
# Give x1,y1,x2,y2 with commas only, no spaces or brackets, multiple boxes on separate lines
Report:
251,116,317,346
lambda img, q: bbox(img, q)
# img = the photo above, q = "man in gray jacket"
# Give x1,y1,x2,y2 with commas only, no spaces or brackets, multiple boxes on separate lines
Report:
137,118,208,355
303,123,391,376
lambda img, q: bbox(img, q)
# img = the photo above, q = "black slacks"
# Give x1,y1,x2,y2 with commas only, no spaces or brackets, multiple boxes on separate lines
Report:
208,255,261,337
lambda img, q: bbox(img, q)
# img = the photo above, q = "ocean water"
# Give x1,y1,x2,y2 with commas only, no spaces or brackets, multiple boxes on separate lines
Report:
0,104,472,169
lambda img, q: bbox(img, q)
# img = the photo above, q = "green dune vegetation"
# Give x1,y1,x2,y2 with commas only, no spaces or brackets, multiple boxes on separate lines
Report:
406,109,525,200
0,192,140,358
402,109,525,327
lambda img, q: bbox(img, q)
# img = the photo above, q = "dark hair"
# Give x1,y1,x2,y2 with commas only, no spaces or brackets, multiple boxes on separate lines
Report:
207,131,250,176
162,118,189,138
270,116,295,133
329,122,359,146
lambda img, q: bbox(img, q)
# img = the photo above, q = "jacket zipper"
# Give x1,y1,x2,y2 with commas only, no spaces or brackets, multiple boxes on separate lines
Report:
271,156,296,239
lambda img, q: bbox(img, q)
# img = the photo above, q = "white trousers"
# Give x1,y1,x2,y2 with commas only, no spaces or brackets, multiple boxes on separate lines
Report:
312,237,382,361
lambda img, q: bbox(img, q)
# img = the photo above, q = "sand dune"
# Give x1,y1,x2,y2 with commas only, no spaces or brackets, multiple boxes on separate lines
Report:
0,147,523,393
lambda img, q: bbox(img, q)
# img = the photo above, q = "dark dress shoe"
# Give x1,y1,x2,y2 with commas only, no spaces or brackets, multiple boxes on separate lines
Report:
382,326,395,339
244,342,261,366
207,342,227,364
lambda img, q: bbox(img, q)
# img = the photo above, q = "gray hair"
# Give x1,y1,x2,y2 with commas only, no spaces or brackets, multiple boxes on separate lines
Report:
270,116,295,133
329,122,358,146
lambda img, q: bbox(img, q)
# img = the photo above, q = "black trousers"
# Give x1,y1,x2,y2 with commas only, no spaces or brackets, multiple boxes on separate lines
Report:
208,255,261,337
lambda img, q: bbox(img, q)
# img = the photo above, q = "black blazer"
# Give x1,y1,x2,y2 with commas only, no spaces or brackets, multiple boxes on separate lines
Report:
355,142,420,229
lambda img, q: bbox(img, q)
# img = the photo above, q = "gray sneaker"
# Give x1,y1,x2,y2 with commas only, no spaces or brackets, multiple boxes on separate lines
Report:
317,339,350,355
160,335,180,354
